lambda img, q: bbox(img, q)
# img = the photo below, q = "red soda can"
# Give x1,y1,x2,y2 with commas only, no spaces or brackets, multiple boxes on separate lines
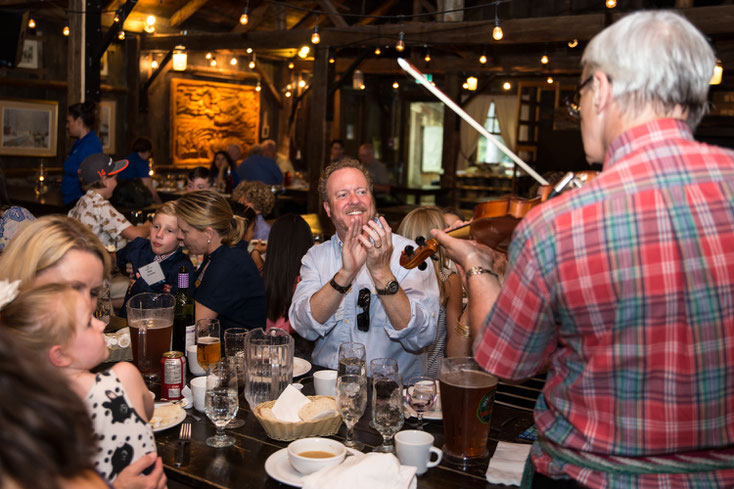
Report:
161,351,185,400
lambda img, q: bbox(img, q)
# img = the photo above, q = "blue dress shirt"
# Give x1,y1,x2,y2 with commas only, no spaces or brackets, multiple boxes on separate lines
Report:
289,232,440,380
61,130,103,204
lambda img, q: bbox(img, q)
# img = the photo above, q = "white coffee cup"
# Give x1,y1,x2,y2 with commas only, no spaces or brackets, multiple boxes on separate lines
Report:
190,376,207,412
313,369,337,397
287,437,346,475
395,430,443,475
187,345,206,376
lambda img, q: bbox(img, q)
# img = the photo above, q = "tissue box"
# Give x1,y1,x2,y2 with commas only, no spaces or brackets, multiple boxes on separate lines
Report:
253,395,342,441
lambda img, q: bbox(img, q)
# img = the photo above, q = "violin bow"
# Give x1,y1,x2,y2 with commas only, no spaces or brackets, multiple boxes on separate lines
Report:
397,58,549,187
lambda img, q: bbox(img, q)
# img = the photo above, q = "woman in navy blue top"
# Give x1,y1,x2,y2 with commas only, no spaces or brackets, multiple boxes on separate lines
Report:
62,102,103,206
175,190,266,334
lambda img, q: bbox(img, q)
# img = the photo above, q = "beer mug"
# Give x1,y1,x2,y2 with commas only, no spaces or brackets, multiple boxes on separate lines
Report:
244,327,294,408
126,292,175,383
438,357,498,467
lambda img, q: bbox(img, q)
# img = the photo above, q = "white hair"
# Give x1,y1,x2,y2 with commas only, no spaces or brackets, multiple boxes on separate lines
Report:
582,10,715,129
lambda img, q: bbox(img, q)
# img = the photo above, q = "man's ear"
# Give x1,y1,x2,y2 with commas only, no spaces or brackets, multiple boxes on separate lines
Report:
48,345,72,368
323,201,331,218
592,70,613,113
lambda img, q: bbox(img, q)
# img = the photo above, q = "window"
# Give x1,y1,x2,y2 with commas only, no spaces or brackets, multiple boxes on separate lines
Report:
476,102,512,166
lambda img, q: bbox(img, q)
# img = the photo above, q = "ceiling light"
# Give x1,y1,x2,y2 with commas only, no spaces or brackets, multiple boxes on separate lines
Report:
606,0,617,8
466,76,478,91
568,39,578,48
28,18,36,29
118,30,126,40
151,59,159,69
298,46,310,59
206,52,213,60
288,61,294,69
255,81,261,92
360,84,366,90
63,25,70,36
424,47,431,63
311,25,320,45
462,82,469,89
392,81,399,89
541,55,549,64
146,15,155,26
248,59,256,69
113,12,120,23
396,32,405,52
329,56,335,63
240,8,249,25
285,90,292,98
503,81,511,90
374,47,381,55
546,76,554,84
172,45,187,71
353,70,364,90
298,79,306,88
144,24,155,33
230,57,238,66
210,57,217,67
710,59,723,85
246,47,253,54
479,54,487,64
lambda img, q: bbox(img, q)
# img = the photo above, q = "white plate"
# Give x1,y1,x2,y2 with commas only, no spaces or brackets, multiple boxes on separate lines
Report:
403,387,442,421
150,402,187,433
265,447,362,487
293,357,311,377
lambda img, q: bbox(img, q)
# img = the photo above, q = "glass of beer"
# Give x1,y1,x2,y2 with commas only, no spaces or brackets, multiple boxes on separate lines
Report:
196,319,221,371
127,292,175,384
438,357,498,467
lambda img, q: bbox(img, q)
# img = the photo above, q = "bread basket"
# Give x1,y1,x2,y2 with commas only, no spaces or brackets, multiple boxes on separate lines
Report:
252,395,342,441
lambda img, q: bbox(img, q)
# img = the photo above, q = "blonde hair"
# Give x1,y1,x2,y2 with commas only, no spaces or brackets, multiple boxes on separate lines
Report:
176,190,246,246
155,200,178,218
398,206,448,304
232,181,275,215
0,283,79,358
0,215,111,291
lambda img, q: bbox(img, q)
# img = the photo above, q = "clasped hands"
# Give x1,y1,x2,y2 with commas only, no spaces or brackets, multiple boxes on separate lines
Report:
340,216,393,283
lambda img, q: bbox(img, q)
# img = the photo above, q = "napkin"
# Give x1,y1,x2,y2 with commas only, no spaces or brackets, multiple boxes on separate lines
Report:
271,384,311,422
485,441,532,486
182,385,193,409
302,453,417,489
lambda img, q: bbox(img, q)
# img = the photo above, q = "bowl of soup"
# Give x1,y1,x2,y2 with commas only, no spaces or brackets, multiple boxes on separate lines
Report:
287,437,346,475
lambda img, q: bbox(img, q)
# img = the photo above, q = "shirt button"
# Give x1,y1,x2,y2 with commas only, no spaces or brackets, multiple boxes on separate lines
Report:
345,319,349,324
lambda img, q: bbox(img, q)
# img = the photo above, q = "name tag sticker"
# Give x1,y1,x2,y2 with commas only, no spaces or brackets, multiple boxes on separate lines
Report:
139,261,165,286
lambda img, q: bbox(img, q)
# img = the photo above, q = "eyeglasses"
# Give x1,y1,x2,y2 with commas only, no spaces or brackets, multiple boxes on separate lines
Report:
357,288,370,332
563,75,593,122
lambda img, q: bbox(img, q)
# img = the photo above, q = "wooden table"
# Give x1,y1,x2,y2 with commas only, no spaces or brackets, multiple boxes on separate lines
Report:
155,368,535,489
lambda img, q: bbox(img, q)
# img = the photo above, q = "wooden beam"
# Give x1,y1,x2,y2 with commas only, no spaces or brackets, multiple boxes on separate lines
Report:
439,72,459,207
319,0,348,27
252,64,283,108
68,0,84,104
170,0,209,28
357,0,400,26
306,47,329,213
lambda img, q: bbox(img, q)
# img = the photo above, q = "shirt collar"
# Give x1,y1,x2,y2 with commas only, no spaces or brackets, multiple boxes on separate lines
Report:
604,118,693,171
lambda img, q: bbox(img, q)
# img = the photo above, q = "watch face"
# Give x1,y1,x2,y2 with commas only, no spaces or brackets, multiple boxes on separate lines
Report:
387,280,398,293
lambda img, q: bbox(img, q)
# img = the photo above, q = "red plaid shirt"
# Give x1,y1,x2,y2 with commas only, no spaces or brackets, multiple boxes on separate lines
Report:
476,119,734,488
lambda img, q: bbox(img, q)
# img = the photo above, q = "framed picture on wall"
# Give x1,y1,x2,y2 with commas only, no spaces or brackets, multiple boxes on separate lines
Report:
99,100,115,154
0,99,58,157
17,39,40,70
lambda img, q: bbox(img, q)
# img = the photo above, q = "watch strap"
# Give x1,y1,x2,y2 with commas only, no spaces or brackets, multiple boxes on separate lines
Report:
465,266,499,279
376,280,399,296
329,276,351,294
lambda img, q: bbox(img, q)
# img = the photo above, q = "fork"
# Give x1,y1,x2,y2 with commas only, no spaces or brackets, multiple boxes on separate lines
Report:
174,422,191,467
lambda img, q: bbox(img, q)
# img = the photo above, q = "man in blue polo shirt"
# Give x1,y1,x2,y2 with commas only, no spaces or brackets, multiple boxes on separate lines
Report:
117,138,161,204
236,143,283,186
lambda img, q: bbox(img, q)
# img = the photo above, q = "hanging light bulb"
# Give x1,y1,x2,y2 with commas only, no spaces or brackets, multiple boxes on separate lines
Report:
246,47,253,54
28,18,36,29
329,55,335,64
396,32,405,52
118,30,126,40
360,84,366,90
230,57,238,66
248,57,256,70
63,25,70,36
392,81,399,89
479,54,487,64
288,61,295,69
503,81,512,90
151,59,159,69
210,56,217,67
205,52,212,60
541,54,549,64
492,16,503,41
710,59,723,85
311,25,320,44
424,47,431,63
287,83,292,90
568,39,578,48
113,11,120,23
240,7,249,25
298,46,310,59
466,77,478,91
172,45,187,71
352,70,364,90
298,79,306,88
546,76,554,84
374,46,381,55
462,82,469,90
144,15,155,33
255,81,261,92
606,0,617,8
285,90,292,98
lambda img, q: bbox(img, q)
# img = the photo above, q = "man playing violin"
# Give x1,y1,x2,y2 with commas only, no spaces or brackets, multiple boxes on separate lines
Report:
290,158,439,380
434,11,734,489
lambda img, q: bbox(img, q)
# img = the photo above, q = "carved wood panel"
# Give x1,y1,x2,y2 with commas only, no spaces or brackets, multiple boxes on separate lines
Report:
170,78,260,167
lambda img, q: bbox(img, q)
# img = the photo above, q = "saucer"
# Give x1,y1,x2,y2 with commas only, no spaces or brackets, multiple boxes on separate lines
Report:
265,447,362,487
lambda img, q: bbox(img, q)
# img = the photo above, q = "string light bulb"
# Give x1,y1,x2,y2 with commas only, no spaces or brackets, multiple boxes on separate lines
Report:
503,81,512,90
479,54,487,64
606,0,617,8
298,46,310,59
329,55,335,63
113,12,120,23
396,32,405,52
28,18,36,29
392,81,399,89
374,46,381,55
462,82,469,90
547,76,554,84
492,10,503,41
255,81,261,92
118,30,126,40
63,25,70,36
145,15,155,33
285,90,292,98
466,76,478,91
205,52,213,60
541,54,549,64
710,59,723,85
568,39,578,48
151,59,159,69
248,54,256,69
230,57,237,66
246,47,253,54
288,61,294,69
298,79,306,88
210,56,217,67
240,8,249,25
424,47,431,63
172,45,187,71
311,25,320,44
360,84,365,90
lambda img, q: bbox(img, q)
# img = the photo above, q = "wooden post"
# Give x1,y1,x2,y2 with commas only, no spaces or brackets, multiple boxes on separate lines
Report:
439,72,459,207
67,0,84,105
125,34,140,152
306,47,329,213
85,0,102,103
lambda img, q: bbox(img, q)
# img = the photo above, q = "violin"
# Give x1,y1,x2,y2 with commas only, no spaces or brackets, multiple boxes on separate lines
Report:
399,171,597,270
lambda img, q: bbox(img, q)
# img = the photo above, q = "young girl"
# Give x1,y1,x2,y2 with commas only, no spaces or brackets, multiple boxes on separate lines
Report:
116,201,194,316
398,206,464,378
1,283,158,485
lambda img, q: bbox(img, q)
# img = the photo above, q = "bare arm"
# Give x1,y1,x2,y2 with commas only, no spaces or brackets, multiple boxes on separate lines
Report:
112,452,167,489
111,361,153,421
445,273,471,357
121,221,151,242
195,300,219,322
140,177,161,204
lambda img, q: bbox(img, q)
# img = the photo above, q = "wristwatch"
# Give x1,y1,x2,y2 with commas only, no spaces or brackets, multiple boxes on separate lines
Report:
329,276,351,294
376,280,399,296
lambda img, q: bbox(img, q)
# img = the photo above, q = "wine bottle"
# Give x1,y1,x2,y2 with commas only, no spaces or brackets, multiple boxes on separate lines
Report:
172,266,195,353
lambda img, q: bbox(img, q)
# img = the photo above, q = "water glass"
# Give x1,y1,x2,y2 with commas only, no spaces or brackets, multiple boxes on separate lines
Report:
372,369,403,453
205,360,239,448
224,328,247,358
406,376,437,430
336,375,367,449
337,342,366,377
196,319,221,371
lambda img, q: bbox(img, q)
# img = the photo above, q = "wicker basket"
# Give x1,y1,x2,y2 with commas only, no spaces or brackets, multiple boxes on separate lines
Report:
252,395,343,441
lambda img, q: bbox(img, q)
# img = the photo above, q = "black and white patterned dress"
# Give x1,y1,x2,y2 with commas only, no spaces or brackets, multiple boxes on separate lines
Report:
85,370,156,482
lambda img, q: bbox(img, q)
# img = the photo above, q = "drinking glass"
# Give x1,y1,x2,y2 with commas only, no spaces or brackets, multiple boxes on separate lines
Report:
224,328,247,358
196,319,221,371
127,292,175,384
406,376,437,430
372,369,403,453
225,355,246,428
369,358,398,430
337,342,366,377
205,360,239,448
336,374,367,450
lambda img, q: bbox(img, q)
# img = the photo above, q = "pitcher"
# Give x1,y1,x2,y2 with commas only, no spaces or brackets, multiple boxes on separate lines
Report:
244,327,293,408
126,292,175,383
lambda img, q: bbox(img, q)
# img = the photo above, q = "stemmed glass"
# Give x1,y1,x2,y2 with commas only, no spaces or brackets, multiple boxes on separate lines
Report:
196,319,221,371
204,360,239,448
336,374,367,450
406,376,437,430
372,368,403,453
337,342,366,377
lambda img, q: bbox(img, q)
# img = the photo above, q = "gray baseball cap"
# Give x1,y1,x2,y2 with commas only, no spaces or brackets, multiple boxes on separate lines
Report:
78,153,128,184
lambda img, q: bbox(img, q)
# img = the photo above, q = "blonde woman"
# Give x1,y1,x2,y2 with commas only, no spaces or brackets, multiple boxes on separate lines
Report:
398,206,464,377
176,190,266,333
